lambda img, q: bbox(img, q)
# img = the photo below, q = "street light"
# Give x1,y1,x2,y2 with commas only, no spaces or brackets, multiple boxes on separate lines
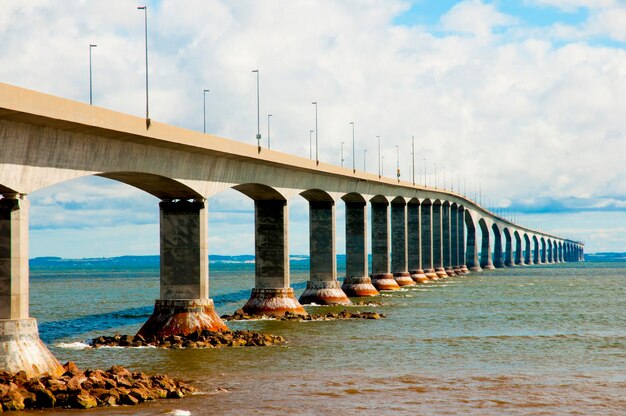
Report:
137,6,149,124
340,141,345,167
312,102,318,164
89,44,97,105
203,89,210,133
267,114,273,149
252,69,261,147
377,135,381,178
395,145,400,182
309,129,314,160
411,136,415,185
382,156,385,177
350,121,355,173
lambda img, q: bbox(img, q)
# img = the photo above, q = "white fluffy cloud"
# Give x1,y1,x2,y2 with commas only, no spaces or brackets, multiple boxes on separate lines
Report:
2,0,626,254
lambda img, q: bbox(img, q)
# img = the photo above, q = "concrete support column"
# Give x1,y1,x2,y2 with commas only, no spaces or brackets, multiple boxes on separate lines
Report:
504,233,515,267
540,242,547,263
432,203,447,278
459,208,469,273
371,201,400,290
442,204,456,276
139,199,228,338
525,239,533,265
391,202,414,286
342,201,378,297
547,244,553,263
533,242,540,264
243,200,307,316
300,201,351,305
408,203,428,283
480,227,495,270
466,220,481,272
0,194,63,377
421,202,437,279
451,207,462,275
493,230,504,268
515,235,525,266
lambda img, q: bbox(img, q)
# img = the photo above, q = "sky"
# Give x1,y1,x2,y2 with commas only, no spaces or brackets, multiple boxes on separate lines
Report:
1,0,626,257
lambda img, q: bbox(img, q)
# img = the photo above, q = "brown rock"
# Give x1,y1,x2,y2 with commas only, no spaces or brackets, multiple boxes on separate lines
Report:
2,391,25,411
73,392,98,409
63,362,82,377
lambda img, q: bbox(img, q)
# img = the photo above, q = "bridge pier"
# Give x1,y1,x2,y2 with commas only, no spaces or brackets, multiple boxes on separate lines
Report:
443,203,456,276
243,200,307,316
408,202,428,283
391,200,414,286
480,225,495,270
0,194,64,377
493,228,505,268
371,200,400,290
466,215,482,272
341,200,378,297
299,200,351,305
458,207,469,273
432,202,448,278
421,201,438,279
138,199,227,338
451,206,462,275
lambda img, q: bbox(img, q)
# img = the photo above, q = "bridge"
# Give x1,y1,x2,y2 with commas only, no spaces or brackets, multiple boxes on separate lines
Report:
0,82,584,377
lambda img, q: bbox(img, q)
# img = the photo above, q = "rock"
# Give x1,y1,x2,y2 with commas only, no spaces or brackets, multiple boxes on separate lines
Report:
63,362,82,377
2,391,25,411
34,388,56,408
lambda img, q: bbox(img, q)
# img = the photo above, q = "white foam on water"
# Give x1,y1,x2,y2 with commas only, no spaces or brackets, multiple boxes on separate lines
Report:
55,341,91,349
165,410,191,416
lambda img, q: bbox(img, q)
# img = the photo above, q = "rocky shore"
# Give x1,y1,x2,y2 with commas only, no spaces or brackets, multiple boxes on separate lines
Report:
0,362,194,411
222,309,385,321
91,329,286,349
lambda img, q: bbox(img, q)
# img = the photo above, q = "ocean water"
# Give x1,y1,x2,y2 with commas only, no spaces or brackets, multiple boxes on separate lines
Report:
25,260,626,415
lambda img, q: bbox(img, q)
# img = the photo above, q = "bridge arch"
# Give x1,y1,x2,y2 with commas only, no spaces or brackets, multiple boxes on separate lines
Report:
492,223,504,268
503,227,514,267
478,218,494,269
547,238,553,263
513,230,523,265
532,235,539,263
464,210,480,271
0,183,17,195
523,233,532,264
97,172,203,200
540,237,547,263
233,183,287,201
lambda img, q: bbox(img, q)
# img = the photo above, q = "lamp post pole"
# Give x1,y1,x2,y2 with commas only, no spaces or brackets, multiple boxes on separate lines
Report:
364,149,367,171
137,6,149,123
309,130,314,160
377,135,381,178
411,136,415,185
341,141,345,167
350,121,355,173
89,44,97,105
382,156,385,177
267,114,272,149
312,102,318,163
203,89,209,133
395,145,400,182
252,69,260,147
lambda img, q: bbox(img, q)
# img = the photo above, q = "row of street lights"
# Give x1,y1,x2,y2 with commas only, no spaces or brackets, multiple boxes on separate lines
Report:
86,6,480,202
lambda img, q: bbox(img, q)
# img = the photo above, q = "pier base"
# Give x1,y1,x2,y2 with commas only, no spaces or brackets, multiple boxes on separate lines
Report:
436,268,449,278
242,288,307,316
460,265,469,273
299,281,352,305
453,266,463,275
0,318,64,378
137,299,228,338
341,276,380,297
410,269,429,284
393,272,415,287
445,267,457,277
425,269,439,280
371,273,401,290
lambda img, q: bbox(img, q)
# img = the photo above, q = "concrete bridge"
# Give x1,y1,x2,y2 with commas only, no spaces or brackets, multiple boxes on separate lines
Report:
0,83,584,377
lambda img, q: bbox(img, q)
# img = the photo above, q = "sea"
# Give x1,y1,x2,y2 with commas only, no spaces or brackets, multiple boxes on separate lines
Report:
23,256,626,415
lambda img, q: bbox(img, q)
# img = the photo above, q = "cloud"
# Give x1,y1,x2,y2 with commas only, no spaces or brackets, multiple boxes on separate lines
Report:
3,0,626,255
440,0,518,37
